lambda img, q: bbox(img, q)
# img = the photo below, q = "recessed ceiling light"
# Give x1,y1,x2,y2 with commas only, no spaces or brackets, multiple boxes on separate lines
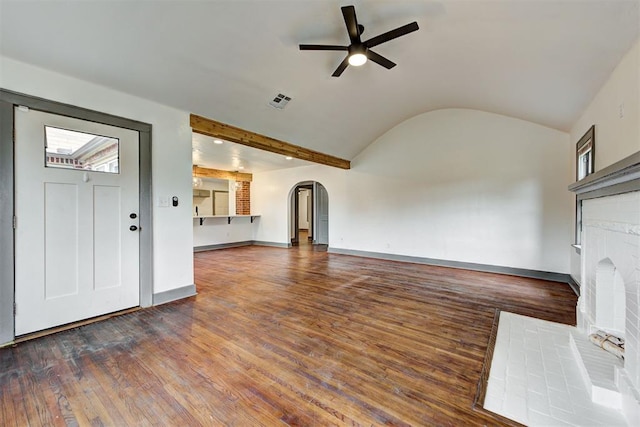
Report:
213,139,223,144
285,156,293,160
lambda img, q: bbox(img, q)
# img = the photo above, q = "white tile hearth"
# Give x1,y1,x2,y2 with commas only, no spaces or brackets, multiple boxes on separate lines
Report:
483,311,628,426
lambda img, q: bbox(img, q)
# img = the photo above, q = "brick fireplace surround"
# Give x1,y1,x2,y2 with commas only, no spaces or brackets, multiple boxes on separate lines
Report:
570,151,640,423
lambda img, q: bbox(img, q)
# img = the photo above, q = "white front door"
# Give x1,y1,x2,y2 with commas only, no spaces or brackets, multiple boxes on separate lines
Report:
14,108,140,336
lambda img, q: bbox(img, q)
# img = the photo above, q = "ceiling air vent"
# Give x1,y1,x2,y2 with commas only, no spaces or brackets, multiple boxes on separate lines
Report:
269,93,292,110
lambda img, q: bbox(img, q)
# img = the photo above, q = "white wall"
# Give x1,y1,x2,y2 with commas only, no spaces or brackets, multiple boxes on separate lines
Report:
298,189,310,229
193,217,256,248
569,39,640,284
254,108,572,273
571,39,640,174
1,56,194,294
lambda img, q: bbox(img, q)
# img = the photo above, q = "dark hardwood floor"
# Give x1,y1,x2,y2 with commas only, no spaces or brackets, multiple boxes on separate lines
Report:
1,245,577,426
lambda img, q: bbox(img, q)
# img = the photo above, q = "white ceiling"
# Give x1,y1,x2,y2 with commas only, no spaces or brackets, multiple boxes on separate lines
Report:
1,0,638,170
192,133,314,173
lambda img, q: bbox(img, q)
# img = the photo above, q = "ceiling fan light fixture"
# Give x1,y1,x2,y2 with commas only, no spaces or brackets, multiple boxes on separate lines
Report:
348,53,367,66
348,44,368,66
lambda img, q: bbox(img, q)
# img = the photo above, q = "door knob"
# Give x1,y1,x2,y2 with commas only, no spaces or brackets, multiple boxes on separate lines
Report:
129,225,138,231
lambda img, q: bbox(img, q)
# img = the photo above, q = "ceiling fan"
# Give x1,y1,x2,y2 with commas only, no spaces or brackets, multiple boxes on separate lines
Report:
299,5,419,77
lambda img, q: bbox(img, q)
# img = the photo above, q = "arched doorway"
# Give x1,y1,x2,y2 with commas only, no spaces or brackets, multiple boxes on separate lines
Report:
289,181,328,248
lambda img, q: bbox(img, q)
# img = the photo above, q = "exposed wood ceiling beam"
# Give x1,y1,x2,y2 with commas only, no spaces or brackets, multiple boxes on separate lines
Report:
193,166,252,182
190,114,351,170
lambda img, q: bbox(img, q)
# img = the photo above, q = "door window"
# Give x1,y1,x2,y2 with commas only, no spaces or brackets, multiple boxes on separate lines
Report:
45,126,119,173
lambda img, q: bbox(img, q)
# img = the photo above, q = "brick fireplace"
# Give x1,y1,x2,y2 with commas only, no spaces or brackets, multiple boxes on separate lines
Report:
570,152,640,422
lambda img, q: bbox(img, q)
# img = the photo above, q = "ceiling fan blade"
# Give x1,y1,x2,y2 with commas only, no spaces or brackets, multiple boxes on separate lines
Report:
341,5,361,44
332,56,350,77
299,44,348,51
364,21,419,48
367,50,396,69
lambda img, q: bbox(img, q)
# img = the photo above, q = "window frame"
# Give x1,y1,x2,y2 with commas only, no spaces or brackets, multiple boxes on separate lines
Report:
576,125,595,181
574,125,595,248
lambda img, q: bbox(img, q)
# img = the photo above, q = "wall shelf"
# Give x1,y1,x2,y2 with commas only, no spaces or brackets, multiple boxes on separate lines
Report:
194,215,260,226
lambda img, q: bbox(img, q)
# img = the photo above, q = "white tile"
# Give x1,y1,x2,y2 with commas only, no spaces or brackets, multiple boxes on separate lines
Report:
527,390,550,414
566,385,591,407
503,394,528,424
527,373,548,394
483,392,502,411
561,368,585,389
525,340,542,354
543,359,565,376
527,352,544,368
489,358,507,381
528,409,572,426
505,377,527,398
508,361,527,381
546,373,568,392
565,412,609,427
582,405,627,426
549,405,576,423
483,311,632,427
548,389,572,411
487,376,505,395
493,335,510,353
509,348,527,367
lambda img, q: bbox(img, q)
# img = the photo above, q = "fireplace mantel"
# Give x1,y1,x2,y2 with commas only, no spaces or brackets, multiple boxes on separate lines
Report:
571,150,640,422
569,151,640,198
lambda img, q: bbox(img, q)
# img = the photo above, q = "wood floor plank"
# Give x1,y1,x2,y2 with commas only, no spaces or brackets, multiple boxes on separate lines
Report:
1,245,577,425
16,348,66,426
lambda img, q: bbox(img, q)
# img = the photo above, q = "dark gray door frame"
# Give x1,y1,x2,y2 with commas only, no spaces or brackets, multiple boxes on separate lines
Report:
313,182,329,245
291,184,313,246
0,89,153,345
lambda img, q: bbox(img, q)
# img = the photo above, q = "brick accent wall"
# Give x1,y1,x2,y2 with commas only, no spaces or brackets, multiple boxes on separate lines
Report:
235,181,251,215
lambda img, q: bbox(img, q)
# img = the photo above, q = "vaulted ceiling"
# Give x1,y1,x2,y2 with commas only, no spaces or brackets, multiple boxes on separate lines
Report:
1,0,638,162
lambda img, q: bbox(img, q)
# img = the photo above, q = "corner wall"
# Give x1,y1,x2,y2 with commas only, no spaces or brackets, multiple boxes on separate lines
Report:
253,108,572,274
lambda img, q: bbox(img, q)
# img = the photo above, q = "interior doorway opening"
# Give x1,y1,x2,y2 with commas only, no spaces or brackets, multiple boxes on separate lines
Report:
289,181,328,249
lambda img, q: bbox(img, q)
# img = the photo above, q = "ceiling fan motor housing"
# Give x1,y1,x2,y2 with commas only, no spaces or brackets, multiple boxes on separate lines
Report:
349,44,367,57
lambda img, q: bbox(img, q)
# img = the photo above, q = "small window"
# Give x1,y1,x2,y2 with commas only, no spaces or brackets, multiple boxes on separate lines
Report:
574,125,595,247
576,125,595,180
45,126,119,173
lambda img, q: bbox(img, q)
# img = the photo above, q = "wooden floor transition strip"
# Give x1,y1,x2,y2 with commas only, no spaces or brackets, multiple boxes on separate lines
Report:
472,308,525,426
10,307,141,345
474,308,501,408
